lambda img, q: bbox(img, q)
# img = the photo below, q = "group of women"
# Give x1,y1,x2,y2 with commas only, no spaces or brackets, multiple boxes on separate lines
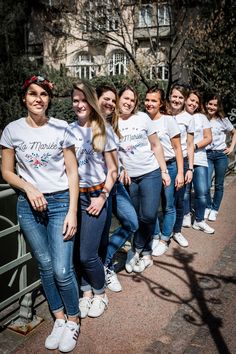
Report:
0,75,235,353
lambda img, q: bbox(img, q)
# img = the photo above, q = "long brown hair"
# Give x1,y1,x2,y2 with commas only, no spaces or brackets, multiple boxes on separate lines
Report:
96,84,122,139
72,81,106,152
186,89,206,114
204,93,225,119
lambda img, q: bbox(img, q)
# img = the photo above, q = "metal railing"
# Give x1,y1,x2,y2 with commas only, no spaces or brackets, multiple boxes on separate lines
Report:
0,186,41,328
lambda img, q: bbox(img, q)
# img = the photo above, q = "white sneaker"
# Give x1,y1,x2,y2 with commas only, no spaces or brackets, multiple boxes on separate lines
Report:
204,208,211,219
208,209,218,222
173,232,189,247
192,220,215,234
79,297,92,318
133,255,153,273
151,235,160,251
125,249,139,273
105,268,122,292
58,321,80,353
45,319,66,350
88,294,109,318
152,241,168,256
183,213,191,228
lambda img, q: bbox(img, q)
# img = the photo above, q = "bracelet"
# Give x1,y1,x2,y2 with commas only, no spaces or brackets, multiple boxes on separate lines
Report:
195,144,198,150
187,168,193,172
101,190,109,199
161,170,169,174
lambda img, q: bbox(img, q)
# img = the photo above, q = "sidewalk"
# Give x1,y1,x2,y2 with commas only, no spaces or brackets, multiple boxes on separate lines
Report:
1,173,236,354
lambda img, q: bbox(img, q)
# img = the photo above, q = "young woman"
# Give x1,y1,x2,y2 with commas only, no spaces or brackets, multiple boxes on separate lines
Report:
144,86,185,254
96,84,139,292
204,94,236,221
117,85,171,272
70,81,117,318
167,85,195,246
183,90,214,234
0,75,80,352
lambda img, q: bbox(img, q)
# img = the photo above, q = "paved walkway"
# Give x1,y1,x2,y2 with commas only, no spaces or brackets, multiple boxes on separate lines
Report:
1,173,236,354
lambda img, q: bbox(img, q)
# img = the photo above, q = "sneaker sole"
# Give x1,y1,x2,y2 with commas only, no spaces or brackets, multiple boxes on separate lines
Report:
192,225,214,234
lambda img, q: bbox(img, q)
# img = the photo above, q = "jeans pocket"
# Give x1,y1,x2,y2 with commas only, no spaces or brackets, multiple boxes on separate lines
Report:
51,192,69,203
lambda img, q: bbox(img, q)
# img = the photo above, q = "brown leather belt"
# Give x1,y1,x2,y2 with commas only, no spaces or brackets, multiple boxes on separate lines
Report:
79,182,105,193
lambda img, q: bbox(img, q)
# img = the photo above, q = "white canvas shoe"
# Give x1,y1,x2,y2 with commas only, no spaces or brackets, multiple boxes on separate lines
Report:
173,232,189,247
88,294,109,318
183,213,191,228
125,249,139,273
152,241,168,256
192,220,214,234
45,319,66,350
208,209,218,222
204,208,211,219
105,268,122,292
58,321,80,353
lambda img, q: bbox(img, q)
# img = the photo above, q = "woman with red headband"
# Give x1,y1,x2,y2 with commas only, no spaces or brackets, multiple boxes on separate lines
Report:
0,75,80,353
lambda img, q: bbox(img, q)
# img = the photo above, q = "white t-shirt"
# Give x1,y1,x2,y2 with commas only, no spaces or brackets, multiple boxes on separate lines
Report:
152,115,180,161
0,117,75,193
174,111,195,158
206,117,234,150
193,113,211,167
70,122,117,187
118,111,159,177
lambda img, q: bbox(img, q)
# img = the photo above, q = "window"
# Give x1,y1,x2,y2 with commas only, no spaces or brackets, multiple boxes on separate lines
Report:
73,52,96,79
158,5,170,26
138,4,153,28
108,51,129,76
83,0,119,32
150,65,169,81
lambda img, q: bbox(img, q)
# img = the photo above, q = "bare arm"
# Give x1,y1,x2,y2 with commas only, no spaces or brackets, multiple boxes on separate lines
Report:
1,147,48,211
86,149,118,216
148,133,171,187
186,133,194,183
170,135,184,190
62,146,79,240
195,128,212,149
224,128,236,155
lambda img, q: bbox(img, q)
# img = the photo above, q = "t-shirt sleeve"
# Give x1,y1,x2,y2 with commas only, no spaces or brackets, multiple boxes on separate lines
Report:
0,125,14,149
62,124,76,148
166,116,180,139
223,118,234,132
104,125,118,152
202,114,211,129
146,115,158,136
187,115,195,133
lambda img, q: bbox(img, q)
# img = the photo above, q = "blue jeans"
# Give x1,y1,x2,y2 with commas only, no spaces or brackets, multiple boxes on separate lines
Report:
129,168,162,254
184,165,208,222
173,158,188,233
17,191,79,317
78,191,107,294
206,150,228,211
104,181,138,269
154,159,177,241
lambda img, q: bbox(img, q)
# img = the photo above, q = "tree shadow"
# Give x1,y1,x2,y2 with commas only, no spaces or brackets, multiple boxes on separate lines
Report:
115,247,234,354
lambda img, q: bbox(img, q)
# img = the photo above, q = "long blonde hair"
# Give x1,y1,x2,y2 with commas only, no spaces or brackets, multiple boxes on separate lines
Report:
72,81,106,152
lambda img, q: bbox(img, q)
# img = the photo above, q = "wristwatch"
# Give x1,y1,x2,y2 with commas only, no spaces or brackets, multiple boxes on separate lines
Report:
101,190,109,199
161,170,169,174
